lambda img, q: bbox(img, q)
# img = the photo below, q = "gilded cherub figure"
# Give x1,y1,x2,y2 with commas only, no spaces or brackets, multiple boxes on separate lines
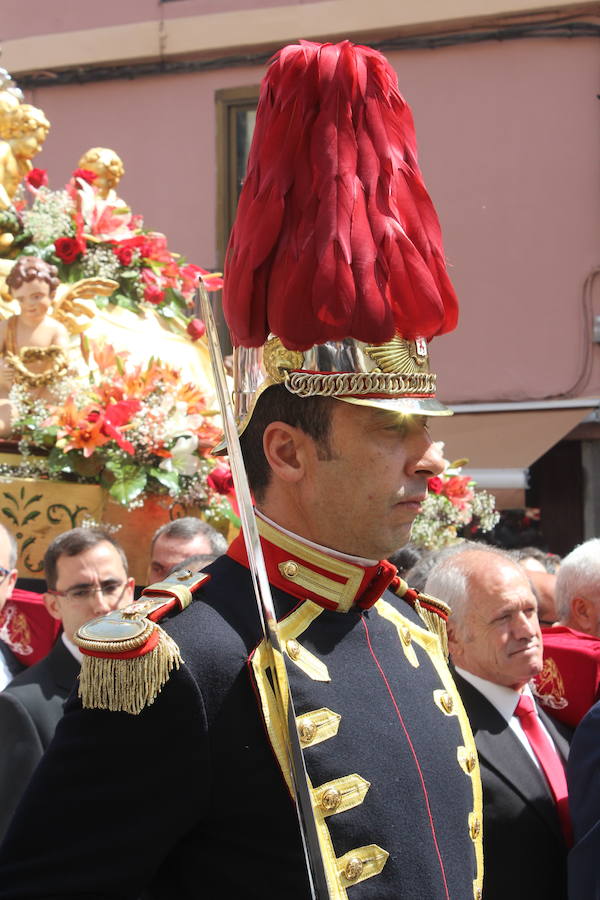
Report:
0,104,50,210
0,257,69,435
77,148,125,202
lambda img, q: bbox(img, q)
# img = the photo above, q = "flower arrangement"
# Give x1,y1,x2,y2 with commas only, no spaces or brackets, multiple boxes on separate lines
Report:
410,454,500,550
3,340,236,526
2,167,222,336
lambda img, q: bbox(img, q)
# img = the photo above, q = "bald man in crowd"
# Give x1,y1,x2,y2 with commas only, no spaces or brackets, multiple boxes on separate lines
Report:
426,543,571,900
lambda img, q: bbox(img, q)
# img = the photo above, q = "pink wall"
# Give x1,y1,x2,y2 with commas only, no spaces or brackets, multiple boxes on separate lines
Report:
2,0,304,40
19,36,600,405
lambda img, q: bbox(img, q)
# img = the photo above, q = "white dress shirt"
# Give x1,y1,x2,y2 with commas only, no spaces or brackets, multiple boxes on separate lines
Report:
455,666,559,771
0,648,13,691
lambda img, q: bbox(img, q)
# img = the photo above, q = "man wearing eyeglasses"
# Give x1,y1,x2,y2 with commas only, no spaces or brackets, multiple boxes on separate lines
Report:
0,526,134,840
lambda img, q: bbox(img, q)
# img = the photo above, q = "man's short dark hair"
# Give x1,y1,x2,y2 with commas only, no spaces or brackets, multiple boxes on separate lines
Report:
151,517,228,556
44,527,128,590
239,384,336,501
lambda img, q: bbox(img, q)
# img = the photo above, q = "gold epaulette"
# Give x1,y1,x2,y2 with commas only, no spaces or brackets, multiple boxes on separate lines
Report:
73,569,210,715
391,577,450,659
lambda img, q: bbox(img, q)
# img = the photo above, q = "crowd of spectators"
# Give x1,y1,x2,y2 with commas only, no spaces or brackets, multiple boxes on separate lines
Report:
2,516,600,898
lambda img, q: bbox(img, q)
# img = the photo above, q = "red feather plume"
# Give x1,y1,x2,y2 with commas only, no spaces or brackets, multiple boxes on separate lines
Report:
223,40,458,350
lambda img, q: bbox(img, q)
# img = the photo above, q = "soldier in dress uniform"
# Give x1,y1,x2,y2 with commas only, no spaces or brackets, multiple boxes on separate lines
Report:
0,41,483,899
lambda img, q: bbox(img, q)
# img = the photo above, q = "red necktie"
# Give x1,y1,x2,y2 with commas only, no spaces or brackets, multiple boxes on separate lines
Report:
514,693,572,846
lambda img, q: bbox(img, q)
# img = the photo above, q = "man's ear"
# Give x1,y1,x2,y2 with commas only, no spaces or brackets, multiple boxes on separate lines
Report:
6,568,17,595
571,596,592,632
446,619,461,663
43,591,62,622
262,421,308,485
124,577,135,604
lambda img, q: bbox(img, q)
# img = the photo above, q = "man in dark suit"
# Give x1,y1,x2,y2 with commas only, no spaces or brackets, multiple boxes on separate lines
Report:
426,543,571,900
0,526,135,839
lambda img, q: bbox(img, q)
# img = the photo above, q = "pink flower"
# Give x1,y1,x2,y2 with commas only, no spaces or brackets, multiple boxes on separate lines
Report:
26,168,48,189
442,475,474,510
140,268,165,305
140,232,171,262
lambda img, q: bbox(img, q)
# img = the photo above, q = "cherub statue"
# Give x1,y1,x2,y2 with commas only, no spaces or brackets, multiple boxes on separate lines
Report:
0,103,49,210
77,148,125,202
0,256,69,435
0,103,50,253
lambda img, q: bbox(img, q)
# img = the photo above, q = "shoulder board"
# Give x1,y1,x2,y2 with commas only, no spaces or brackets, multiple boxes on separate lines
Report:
390,577,449,658
73,569,210,715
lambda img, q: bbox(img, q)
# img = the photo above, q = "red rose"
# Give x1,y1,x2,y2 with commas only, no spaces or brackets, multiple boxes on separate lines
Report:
144,284,165,305
26,168,48,189
427,476,444,494
115,245,135,266
186,318,206,341
54,236,85,264
207,464,234,495
72,168,97,185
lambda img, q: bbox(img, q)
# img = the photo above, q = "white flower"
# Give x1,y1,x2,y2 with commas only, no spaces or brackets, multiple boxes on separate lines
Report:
161,402,203,442
159,434,202,476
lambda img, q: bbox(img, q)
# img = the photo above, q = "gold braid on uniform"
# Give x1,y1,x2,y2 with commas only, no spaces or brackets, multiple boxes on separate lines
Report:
392,577,450,659
73,574,209,715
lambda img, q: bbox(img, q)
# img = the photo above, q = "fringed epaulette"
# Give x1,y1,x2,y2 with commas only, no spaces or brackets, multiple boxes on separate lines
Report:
390,576,450,659
73,569,210,715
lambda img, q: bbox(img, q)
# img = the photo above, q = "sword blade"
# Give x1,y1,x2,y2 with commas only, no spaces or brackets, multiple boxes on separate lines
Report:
198,285,331,899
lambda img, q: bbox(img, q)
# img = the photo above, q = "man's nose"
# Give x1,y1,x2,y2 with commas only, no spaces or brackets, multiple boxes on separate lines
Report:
414,433,445,477
91,592,115,616
513,611,536,639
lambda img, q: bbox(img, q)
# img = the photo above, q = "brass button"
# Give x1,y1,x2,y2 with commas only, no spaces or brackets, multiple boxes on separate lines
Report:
320,787,342,812
286,639,301,660
344,857,364,881
298,718,317,744
470,815,481,840
440,692,454,714
400,626,412,646
281,560,299,578
466,752,477,773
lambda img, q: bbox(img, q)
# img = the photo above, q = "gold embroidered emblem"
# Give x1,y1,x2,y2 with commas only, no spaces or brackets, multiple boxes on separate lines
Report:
532,657,568,711
263,336,304,381
364,335,430,374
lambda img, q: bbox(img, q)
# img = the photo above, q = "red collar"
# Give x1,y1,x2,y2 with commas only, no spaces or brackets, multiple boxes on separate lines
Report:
227,516,397,612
